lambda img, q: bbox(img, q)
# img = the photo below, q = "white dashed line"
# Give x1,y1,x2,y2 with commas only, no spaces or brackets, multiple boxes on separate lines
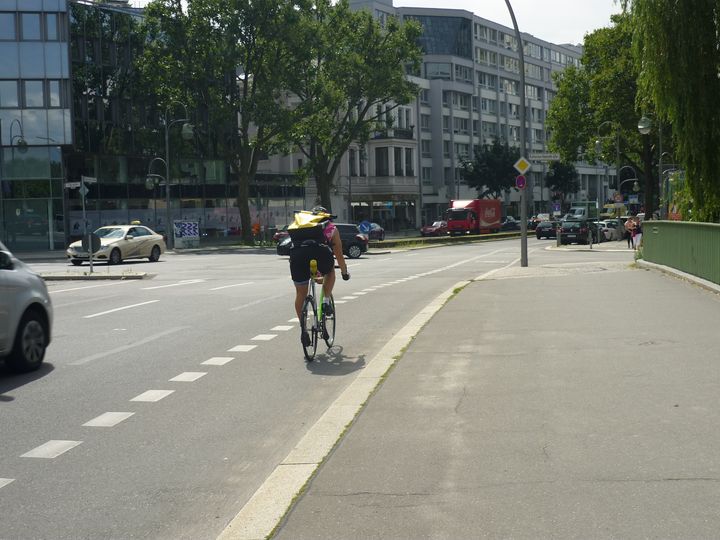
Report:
130,390,174,402
341,296,357,300
83,412,135,427
170,372,207,382
352,292,367,295
142,279,204,290
288,317,299,323
252,334,277,341
202,357,234,366
0,479,15,490
21,440,83,459
209,282,253,291
334,300,347,304
84,300,159,319
50,281,131,294
361,288,375,292
271,325,294,331
228,345,257,352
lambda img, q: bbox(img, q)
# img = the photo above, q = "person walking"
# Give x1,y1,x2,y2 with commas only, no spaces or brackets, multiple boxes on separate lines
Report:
624,217,636,249
632,216,643,250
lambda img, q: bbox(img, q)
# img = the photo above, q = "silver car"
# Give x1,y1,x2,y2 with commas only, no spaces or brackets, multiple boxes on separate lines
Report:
0,241,53,372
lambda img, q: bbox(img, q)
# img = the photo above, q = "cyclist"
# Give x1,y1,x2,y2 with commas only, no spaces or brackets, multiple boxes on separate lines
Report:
288,206,350,345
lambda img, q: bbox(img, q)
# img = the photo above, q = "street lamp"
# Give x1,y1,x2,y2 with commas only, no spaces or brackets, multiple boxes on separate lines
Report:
618,165,640,210
9,118,28,154
163,101,194,249
637,114,663,218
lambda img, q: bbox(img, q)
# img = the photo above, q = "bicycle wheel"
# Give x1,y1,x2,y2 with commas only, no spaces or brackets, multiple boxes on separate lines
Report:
301,297,318,361
322,296,336,348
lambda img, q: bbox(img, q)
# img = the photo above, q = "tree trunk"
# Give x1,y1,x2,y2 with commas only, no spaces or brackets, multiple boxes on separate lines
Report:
236,162,253,245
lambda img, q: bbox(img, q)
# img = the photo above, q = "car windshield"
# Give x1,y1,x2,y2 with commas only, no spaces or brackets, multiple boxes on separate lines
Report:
448,209,469,219
562,221,582,229
94,227,126,238
432,221,444,227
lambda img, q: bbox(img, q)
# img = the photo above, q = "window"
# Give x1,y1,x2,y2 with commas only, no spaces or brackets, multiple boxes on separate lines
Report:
420,89,429,104
48,80,62,107
454,143,469,160
349,148,357,176
442,115,450,132
394,147,403,175
420,114,430,131
24,80,44,107
421,139,431,157
475,48,497,66
454,64,472,83
405,148,414,176
477,71,497,90
422,167,432,182
45,13,58,41
21,13,41,41
502,55,519,73
0,13,15,40
453,117,468,134
375,147,389,176
443,140,450,158
426,62,452,80
502,78,519,95
481,98,497,114
0,80,18,107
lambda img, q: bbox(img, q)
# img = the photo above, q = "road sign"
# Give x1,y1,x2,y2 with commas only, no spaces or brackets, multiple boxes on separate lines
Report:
65,181,81,189
529,152,560,162
79,184,89,198
81,175,97,184
515,175,527,189
513,157,531,175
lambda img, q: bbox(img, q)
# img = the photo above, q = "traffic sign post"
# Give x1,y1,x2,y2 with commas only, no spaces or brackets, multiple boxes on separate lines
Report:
529,152,560,162
65,176,97,273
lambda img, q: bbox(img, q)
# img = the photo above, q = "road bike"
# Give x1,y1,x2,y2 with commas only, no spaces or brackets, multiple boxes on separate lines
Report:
300,259,335,361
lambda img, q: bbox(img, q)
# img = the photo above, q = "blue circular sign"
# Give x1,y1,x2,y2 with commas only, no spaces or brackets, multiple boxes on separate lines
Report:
358,221,371,234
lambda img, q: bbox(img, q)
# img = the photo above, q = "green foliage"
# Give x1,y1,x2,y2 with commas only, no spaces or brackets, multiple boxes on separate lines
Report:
544,161,580,203
460,139,519,199
545,66,592,163
285,0,422,211
632,0,720,221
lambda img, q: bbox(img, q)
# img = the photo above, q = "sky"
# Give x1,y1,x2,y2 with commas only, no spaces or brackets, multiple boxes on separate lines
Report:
394,0,621,45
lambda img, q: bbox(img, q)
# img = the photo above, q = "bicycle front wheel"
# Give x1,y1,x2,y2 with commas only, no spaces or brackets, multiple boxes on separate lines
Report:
322,296,336,348
301,297,318,361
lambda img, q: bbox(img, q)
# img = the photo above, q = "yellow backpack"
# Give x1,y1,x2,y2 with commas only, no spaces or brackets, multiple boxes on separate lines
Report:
288,210,330,244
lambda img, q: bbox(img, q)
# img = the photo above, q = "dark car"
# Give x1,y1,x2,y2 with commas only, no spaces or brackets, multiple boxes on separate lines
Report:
420,220,448,237
500,216,520,231
559,219,594,245
276,223,368,259
535,220,558,239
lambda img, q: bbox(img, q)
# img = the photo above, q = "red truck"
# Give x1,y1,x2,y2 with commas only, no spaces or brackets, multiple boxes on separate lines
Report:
446,199,501,235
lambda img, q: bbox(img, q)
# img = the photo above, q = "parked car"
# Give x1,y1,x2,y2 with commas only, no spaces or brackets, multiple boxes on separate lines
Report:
603,218,625,241
559,219,594,245
0,242,53,373
500,216,520,231
420,220,448,237
66,224,166,265
535,220,558,239
272,225,289,242
277,223,369,259
368,222,385,241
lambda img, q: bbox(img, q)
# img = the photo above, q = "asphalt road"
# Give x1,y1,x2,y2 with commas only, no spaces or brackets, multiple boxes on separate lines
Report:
0,239,633,539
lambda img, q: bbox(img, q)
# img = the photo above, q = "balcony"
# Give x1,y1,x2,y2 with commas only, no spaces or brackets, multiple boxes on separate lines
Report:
371,127,415,140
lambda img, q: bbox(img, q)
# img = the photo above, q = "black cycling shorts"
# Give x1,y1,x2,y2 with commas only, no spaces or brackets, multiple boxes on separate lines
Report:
289,242,334,284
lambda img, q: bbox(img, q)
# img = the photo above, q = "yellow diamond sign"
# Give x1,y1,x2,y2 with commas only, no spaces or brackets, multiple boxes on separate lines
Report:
514,157,531,175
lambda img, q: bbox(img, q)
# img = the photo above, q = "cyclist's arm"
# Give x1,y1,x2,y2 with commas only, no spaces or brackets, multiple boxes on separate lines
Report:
329,228,348,274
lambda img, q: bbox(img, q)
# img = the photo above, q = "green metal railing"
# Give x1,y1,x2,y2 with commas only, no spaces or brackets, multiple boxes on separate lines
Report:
642,221,720,285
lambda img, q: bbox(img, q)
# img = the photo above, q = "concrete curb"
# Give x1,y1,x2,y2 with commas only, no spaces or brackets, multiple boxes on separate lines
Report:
40,272,150,281
636,259,720,295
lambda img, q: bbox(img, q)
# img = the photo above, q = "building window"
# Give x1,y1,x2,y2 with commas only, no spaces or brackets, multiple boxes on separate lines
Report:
394,147,403,175
421,139,431,157
21,13,41,41
375,147,389,176
24,80,44,107
420,114,430,132
45,13,59,41
426,62,452,80
0,80,19,107
443,140,450,158
48,80,62,108
422,167,432,181
0,13,16,40
349,148,357,177
405,148,414,176
442,115,450,132
420,89,429,104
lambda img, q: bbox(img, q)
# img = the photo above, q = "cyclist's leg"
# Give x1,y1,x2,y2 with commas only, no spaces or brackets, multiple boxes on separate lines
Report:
317,245,336,300
289,247,311,319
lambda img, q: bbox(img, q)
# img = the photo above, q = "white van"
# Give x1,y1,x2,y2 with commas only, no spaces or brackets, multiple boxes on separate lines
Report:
0,241,53,372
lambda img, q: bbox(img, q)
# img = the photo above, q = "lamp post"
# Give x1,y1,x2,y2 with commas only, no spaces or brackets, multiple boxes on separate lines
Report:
163,102,194,250
637,114,662,218
146,157,167,239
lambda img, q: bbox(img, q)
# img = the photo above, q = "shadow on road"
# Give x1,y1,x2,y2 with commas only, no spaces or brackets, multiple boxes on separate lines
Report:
0,362,56,402
305,347,366,376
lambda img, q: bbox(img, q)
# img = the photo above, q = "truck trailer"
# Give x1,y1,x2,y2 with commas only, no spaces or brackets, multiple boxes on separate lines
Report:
446,199,502,235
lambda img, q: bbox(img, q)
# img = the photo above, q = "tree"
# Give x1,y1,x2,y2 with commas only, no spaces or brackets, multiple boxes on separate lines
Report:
460,139,519,199
546,13,658,217
139,0,302,244
285,0,422,211
544,161,580,209
631,0,720,221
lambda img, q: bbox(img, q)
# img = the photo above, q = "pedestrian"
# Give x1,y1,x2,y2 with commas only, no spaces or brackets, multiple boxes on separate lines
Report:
624,217,635,249
632,216,643,250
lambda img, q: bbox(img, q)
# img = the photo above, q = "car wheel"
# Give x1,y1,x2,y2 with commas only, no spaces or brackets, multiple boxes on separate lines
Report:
109,248,122,265
70,259,82,266
148,245,161,262
380,232,385,241
536,233,541,240
7,309,47,373
347,244,363,259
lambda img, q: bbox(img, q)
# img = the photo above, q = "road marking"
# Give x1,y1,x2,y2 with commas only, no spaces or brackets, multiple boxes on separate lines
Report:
271,325,294,331
352,292,367,295
334,300,347,304
84,300,159,319
21,440,82,459
170,371,207,382
288,317,299,323
130,390,174,402
361,288,375,292
142,279,204,290
202,357,234,366
49,281,131,294
0,479,14,490
252,334,277,341
209,282,253,291
83,412,135,427
70,327,187,366
340,296,357,300
228,345,257,352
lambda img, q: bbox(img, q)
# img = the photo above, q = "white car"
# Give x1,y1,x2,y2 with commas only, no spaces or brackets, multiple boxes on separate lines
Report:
0,241,53,372
66,224,166,265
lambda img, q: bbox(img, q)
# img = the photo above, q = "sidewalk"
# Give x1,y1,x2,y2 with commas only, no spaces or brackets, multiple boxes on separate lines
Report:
268,254,720,539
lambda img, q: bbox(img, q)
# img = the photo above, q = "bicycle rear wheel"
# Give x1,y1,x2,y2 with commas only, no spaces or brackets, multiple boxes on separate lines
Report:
322,296,336,348
301,297,318,361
